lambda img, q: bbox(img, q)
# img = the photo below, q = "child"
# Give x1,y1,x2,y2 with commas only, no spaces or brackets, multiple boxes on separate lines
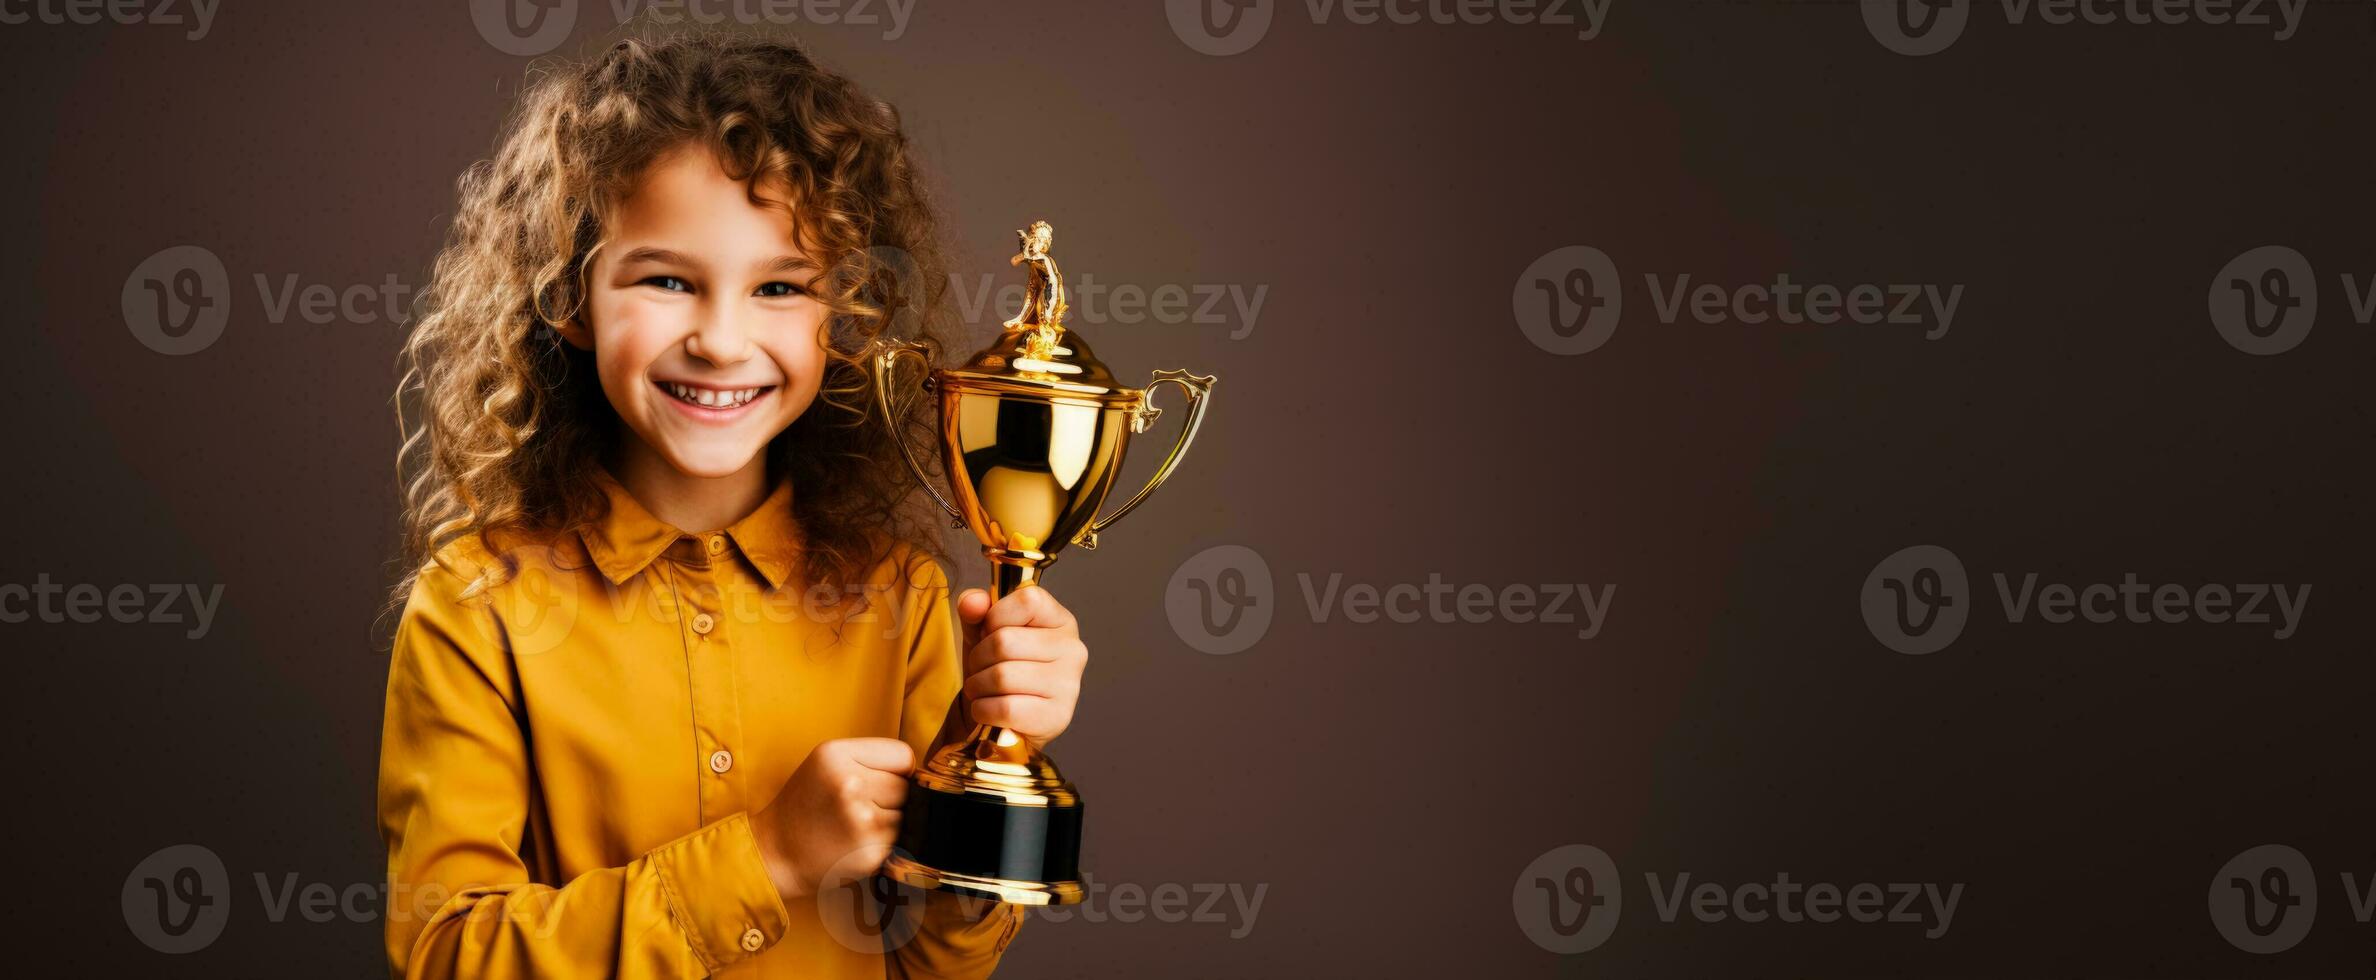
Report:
380,34,1086,979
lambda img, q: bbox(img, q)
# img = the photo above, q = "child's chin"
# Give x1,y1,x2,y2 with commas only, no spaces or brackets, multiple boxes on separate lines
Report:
661,444,767,480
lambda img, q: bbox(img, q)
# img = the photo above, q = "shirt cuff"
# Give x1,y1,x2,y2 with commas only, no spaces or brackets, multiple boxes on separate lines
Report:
648,812,793,972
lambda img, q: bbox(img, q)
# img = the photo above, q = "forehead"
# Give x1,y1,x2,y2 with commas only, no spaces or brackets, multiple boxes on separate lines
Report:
608,145,803,250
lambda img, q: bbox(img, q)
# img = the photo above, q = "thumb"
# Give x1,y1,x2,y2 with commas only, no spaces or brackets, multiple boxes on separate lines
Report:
844,737,918,775
955,588,991,647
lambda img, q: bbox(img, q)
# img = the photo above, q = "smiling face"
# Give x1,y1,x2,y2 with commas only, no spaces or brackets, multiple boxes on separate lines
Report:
561,144,827,482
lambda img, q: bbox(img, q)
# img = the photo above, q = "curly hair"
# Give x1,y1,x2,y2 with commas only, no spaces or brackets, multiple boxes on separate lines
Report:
394,32,953,607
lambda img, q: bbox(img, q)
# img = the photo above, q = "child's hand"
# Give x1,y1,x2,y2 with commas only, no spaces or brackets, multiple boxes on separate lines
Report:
955,586,1088,748
750,737,914,903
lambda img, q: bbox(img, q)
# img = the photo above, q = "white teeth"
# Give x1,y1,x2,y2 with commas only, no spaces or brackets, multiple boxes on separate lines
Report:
664,383,764,408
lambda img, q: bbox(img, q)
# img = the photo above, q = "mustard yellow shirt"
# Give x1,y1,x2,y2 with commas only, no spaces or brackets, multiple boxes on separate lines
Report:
378,473,1023,978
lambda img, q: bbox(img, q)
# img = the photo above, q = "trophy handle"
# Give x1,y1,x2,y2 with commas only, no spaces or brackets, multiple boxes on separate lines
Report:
867,339,966,526
1075,369,1215,550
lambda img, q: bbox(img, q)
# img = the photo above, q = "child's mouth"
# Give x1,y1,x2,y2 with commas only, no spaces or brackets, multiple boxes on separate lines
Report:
657,381,776,414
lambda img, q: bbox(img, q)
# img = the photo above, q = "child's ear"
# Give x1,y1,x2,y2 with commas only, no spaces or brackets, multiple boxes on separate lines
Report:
552,316,596,351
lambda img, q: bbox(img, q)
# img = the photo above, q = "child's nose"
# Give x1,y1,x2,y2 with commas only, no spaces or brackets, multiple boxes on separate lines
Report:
683,304,755,366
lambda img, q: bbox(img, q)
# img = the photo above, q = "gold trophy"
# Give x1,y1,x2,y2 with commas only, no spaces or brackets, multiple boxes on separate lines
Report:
868,221,1215,905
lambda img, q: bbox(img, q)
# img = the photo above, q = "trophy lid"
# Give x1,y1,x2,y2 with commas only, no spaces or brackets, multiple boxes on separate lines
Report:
939,222,1131,400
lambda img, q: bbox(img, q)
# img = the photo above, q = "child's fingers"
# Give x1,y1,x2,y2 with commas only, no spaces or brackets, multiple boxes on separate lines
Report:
858,772,909,811
963,659,1074,702
955,588,992,625
981,585,1075,632
964,623,1084,677
835,736,917,776
968,693,1060,735
956,588,993,651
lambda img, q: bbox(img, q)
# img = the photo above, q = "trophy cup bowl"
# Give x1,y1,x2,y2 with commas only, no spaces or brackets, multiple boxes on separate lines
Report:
867,221,1214,905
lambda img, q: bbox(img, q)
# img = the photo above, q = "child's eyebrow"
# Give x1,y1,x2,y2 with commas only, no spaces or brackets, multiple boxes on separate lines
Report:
613,246,815,277
616,246,696,267
761,254,818,276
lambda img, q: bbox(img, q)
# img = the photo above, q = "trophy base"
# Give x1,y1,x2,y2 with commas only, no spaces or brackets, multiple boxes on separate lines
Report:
886,564,1090,906
888,778,1084,905
884,853,1084,906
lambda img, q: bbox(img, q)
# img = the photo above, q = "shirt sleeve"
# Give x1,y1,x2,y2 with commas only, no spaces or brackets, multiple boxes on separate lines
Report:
377,562,794,979
890,557,1028,979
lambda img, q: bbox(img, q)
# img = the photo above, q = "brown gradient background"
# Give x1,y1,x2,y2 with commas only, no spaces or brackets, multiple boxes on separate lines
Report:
2,1,2371,976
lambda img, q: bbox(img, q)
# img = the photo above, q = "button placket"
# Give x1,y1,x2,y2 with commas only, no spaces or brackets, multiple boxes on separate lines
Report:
679,548,748,822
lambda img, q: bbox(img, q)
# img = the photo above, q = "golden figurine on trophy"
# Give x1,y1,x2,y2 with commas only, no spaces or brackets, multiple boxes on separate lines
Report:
868,221,1215,905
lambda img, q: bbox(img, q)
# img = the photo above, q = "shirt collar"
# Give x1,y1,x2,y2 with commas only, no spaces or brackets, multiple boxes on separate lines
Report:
579,469,799,590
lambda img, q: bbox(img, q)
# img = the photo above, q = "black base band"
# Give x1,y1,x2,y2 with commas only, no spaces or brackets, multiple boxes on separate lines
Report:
894,784,1083,885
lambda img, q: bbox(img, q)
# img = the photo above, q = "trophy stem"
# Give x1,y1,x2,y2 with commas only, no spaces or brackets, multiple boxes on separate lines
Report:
928,552,1045,762
986,556,1041,602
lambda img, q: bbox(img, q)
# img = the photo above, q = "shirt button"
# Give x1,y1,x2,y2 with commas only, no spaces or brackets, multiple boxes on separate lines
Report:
691,612,715,635
710,749,733,773
740,927,764,952
708,535,727,555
